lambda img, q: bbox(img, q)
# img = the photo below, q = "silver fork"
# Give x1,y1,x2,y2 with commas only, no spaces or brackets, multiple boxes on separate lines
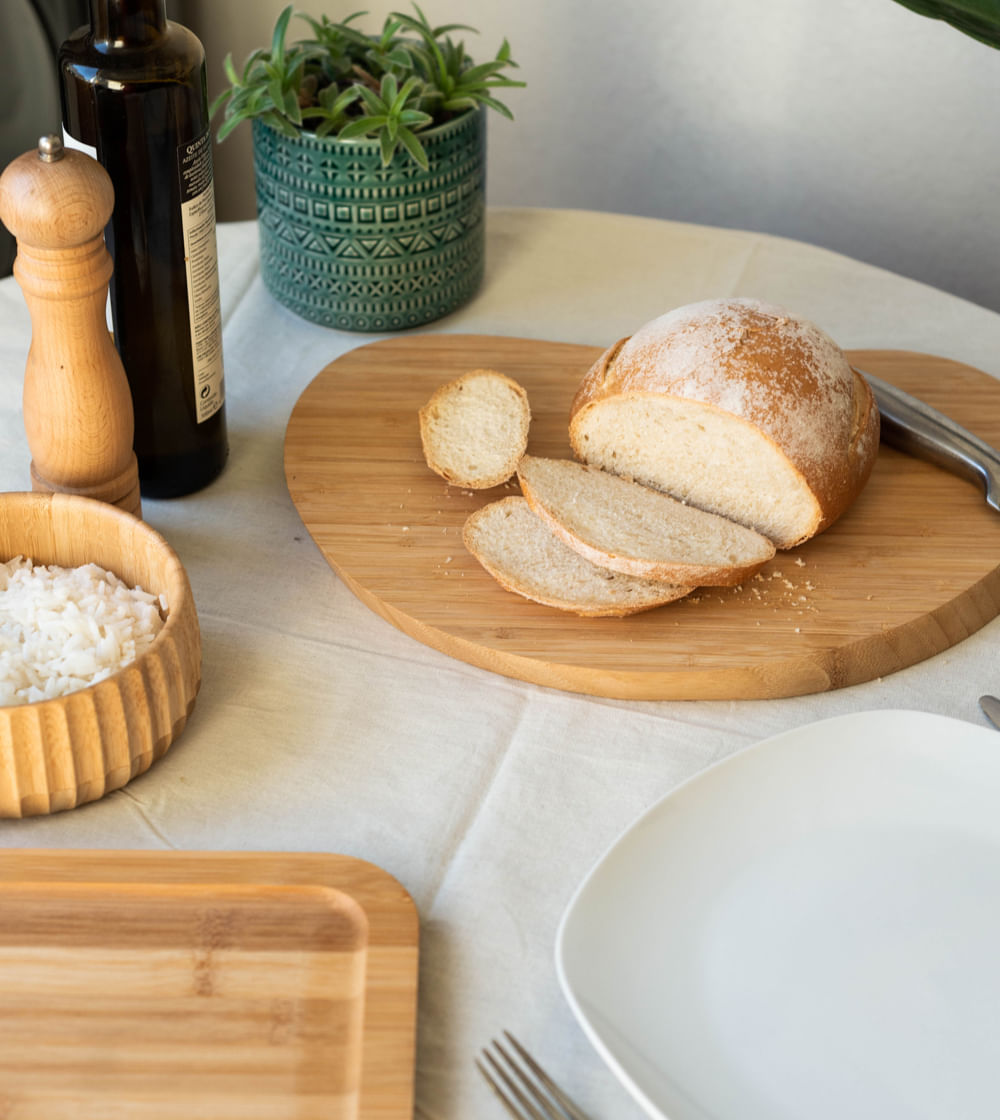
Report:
477,1031,595,1120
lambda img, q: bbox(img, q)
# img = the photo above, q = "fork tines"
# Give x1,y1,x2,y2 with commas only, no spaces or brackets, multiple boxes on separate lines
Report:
476,1031,594,1120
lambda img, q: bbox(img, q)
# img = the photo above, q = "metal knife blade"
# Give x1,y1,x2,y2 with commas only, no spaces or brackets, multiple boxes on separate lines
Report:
857,369,1000,514
980,695,1000,730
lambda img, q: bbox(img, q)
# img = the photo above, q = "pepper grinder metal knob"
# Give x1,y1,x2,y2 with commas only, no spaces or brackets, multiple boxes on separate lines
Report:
0,134,141,516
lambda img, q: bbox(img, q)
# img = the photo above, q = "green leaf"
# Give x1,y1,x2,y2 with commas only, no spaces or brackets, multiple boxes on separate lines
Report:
214,114,243,142
398,108,433,127
261,111,301,138
377,15,403,49
282,86,302,124
357,83,387,115
379,129,397,165
466,92,514,119
394,75,422,107
381,71,399,104
267,77,286,109
889,0,1000,46
392,7,476,40
242,48,270,81
319,85,363,115
221,51,241,87
271,5,294,58
458,60,512,83
209,88,231,120
337,115,386,138
397,125,429,169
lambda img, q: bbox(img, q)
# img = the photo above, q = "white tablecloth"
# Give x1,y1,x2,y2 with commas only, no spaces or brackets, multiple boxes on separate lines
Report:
2,207,999,1118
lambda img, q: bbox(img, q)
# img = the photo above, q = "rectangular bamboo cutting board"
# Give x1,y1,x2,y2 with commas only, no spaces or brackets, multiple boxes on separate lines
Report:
284,335,1000,701
0,850,418,1119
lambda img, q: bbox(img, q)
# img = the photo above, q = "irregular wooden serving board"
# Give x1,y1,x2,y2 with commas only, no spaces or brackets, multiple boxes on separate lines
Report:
0,850,418,1119
284,335,1000,700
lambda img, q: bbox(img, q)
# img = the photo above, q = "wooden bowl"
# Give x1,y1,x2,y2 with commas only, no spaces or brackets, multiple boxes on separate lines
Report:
0,492,201,817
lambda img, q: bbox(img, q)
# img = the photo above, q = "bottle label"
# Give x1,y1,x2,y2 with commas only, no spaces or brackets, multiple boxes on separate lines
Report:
62,127,115,331
178,129,225,424
61,128,96,161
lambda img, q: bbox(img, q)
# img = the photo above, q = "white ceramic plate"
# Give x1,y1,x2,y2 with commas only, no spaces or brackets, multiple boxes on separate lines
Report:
556,710,1000,1120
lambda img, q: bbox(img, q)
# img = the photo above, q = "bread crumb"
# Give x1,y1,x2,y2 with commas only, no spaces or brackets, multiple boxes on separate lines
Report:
402,526,409,532
794,557,805,567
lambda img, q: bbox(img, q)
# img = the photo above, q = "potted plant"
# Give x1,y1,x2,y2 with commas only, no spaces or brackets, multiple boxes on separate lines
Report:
212,4,524,331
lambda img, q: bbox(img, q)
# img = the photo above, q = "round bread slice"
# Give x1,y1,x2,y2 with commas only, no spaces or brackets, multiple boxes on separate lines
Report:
463,497,692,617
517,455,775,586
568,298,879,548
419,369,531,488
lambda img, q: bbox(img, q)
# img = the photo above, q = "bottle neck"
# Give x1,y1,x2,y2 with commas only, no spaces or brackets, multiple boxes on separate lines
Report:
90,0,167,45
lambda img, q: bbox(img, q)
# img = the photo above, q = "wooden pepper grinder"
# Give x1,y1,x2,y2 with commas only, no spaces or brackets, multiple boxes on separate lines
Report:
0,134,141,516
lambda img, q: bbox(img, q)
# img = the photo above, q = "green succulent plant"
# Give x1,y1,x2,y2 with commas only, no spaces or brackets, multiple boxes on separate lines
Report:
889,0,1000,47
210,4,524,169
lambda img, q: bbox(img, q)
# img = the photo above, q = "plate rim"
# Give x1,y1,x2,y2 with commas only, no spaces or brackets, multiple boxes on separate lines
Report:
554,707,998,1120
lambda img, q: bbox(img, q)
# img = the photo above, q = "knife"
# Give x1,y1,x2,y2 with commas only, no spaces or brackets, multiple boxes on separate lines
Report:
980,695,1000,730
858,369,1000,514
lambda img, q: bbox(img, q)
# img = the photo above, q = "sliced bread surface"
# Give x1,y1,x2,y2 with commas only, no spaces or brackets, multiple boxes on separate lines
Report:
419,369,531,488
463,497,692,617
519,454,774,586
569,298,879,548
517,455,775,586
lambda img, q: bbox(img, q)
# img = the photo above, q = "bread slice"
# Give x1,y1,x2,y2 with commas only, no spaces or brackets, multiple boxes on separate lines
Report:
463,497,692,617
517,455,775,586
569,298,879,548
419,369,531,488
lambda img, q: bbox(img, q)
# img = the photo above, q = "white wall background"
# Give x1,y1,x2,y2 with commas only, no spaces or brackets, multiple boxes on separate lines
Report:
182,0,1000,312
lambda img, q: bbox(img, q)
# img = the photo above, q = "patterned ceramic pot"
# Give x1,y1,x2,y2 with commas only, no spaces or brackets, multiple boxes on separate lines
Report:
252,108,486,331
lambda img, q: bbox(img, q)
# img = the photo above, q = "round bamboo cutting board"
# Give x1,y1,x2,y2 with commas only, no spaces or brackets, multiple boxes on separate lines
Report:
284,336,1000,700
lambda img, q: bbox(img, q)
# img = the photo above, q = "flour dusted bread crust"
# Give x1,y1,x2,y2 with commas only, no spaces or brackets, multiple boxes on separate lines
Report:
463,498,693,617
568,298,880,548
517,455,775,586
419,369,530,489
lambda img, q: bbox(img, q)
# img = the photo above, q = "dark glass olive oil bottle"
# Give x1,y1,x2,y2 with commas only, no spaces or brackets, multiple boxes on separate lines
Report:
59,0,228,497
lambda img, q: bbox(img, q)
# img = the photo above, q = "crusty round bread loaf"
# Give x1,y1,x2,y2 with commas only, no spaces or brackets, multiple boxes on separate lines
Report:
568,298,880,549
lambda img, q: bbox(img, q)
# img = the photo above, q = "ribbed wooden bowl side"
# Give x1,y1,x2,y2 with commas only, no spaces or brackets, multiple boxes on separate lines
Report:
0,493,201,817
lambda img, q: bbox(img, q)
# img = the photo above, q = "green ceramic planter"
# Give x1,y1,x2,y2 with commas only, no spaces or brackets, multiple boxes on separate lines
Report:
253,108,486,331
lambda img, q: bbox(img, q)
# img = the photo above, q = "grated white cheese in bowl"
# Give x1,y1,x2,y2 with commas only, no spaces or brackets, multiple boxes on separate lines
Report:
0,556,167,707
